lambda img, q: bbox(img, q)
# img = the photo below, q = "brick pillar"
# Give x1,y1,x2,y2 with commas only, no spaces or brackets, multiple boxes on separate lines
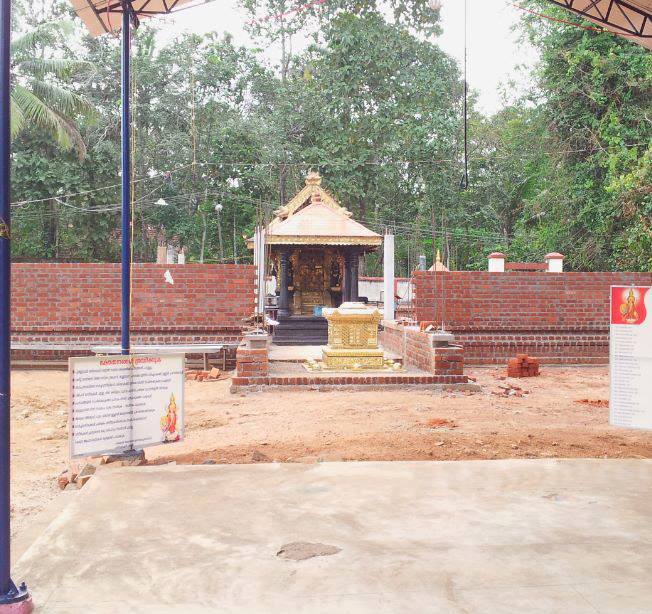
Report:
488,252,506,272
235,344,269,382
431,345,464,376
544,252,564,273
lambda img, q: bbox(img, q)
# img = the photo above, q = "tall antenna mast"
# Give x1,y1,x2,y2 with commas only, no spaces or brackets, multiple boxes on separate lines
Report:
460,0,469,190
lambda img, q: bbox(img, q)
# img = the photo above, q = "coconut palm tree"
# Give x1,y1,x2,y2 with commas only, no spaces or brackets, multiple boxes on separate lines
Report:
11,22,93,159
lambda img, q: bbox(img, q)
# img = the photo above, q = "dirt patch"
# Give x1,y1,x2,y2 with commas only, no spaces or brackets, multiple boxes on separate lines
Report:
8,366,652,542
277,542,341,561
425,418,457,429
575,399,609,408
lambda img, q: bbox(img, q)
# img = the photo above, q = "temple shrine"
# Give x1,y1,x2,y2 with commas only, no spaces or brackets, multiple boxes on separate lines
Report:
253,172,382,345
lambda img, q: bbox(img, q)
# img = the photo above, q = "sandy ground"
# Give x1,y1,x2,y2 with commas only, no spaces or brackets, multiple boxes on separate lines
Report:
9,366,652,540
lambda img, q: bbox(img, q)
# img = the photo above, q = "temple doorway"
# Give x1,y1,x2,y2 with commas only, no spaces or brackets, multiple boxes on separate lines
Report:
286,248,342,316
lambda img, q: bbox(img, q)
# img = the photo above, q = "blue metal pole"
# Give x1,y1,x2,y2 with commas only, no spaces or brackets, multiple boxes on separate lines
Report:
121,7,131,356
0,0,30,606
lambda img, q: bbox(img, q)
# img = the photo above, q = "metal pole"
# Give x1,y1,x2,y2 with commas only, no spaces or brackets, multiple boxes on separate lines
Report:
121,6,131,356
0,0,31,606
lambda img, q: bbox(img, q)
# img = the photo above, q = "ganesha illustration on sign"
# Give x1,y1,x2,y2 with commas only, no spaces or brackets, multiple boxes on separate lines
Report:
619,289,640,324
160,393,180,443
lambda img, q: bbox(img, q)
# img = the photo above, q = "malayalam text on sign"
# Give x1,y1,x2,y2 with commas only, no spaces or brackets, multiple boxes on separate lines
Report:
69,354,185,458
609,286,651,430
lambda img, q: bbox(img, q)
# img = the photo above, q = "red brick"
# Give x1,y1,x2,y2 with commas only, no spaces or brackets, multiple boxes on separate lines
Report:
412,270,652,365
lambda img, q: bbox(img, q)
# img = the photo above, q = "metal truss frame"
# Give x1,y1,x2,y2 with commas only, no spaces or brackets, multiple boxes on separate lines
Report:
545,0,651,38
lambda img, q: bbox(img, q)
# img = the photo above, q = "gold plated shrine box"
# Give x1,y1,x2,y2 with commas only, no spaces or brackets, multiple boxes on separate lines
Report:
322,302,384,370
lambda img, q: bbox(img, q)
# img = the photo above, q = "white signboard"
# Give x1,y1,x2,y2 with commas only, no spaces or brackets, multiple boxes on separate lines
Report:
69,354,185,458
609,286,652,430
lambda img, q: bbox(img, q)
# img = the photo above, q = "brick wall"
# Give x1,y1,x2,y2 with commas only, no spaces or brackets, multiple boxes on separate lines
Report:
11,263,255,364
413,271,652,364
379,322,464,376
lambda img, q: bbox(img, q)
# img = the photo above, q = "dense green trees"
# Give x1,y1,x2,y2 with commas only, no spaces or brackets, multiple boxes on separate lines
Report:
8,0,651,271
514,0,652,271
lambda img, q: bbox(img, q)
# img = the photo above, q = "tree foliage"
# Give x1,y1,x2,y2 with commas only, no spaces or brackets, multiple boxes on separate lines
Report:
11,20,93,158
8,0,651,272
512,0,652,271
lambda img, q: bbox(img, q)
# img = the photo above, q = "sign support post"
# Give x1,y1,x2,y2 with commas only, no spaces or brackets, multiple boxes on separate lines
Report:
0,0,32,608
121,3,131,356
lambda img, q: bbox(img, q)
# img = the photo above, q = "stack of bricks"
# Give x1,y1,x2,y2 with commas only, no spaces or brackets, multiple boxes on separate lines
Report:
432,345,464,376
232,344,269,386
507,354,540,378
186,368,221,382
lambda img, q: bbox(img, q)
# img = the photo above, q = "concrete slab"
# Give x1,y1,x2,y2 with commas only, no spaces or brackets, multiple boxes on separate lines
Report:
269,344,323,361
15,459,652,613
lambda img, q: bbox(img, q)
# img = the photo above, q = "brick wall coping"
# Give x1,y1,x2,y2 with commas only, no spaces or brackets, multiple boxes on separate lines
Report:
413,270,650,277
381,320,419,332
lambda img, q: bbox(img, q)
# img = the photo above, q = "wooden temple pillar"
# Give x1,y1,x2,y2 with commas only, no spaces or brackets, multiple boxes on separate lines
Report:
344,249,359,303
278,248,291,318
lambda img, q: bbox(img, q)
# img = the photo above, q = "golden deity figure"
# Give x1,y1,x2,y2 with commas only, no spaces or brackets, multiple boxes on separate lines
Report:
619,289,639,324
160,393,180,443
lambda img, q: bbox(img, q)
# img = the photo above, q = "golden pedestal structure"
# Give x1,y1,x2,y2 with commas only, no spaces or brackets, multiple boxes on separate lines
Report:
321,302,385,370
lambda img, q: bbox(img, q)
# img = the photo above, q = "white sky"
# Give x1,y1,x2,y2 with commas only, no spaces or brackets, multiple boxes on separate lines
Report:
159,0,539,115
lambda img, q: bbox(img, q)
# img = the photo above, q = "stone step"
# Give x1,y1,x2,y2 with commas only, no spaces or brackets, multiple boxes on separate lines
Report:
272,339,327,346
273,316,329,346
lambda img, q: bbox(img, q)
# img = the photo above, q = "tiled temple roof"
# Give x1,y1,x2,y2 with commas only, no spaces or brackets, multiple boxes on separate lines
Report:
248,172,382,248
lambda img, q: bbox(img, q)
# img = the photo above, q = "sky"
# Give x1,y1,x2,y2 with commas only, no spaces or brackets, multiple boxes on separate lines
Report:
159,0,540,116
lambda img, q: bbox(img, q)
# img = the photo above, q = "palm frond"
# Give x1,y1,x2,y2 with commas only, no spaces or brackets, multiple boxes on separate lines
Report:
28,79,94,116
10,96,25,139
12,84,73,152
11,24,57,56
18,58,95,80
10,20,90,159
51,110,87,160
11,21,74,56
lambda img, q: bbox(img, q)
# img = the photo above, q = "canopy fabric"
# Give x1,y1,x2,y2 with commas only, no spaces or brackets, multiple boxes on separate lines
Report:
545,0,652,49
69,0,195,37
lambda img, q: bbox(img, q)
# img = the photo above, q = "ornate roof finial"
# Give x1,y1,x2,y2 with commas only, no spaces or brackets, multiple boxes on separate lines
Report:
305,170,322,186
436,249,442,263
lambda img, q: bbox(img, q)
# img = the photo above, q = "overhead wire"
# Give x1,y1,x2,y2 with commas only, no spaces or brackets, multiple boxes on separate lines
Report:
9,161,199,207
14,183,519,244
11,139,649,209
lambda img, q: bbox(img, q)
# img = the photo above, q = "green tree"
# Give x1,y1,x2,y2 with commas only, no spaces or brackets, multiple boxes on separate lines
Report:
516,1,652,271
11,21,93,158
